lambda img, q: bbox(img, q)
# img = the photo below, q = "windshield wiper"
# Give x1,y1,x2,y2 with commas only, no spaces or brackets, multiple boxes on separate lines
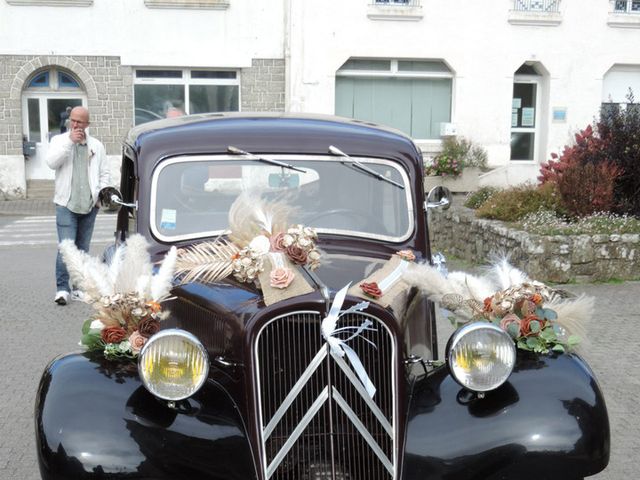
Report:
227,146,306,173
328,145,404,190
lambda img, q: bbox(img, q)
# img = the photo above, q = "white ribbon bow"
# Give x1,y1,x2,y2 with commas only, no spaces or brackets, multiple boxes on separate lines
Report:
321,283,377,398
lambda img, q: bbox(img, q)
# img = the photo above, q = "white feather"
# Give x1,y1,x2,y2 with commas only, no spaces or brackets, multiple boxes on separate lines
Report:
490,256,529,290
59,240,112,300
114,235,152,293
135,275,150,298
404,262,498,302
151,246,177,300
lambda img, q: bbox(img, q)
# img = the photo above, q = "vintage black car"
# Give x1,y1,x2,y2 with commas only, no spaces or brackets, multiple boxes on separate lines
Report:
36,113,609,479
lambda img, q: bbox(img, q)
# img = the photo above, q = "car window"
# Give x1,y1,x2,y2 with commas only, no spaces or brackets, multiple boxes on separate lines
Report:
150,155,413,243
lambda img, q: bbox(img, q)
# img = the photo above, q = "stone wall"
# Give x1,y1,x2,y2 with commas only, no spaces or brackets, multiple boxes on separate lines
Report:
241,58,285,111
1,54,133,156
429,206,640,283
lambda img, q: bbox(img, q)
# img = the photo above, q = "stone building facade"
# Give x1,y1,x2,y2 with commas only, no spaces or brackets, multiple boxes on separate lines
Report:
2,0,640,198
0,0,285,199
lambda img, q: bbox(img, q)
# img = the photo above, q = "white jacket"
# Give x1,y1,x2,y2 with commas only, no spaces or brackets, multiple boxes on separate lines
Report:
46,132,111,207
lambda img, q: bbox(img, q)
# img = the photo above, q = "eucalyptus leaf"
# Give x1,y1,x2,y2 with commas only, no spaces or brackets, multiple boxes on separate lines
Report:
526,337,542,349
507,323,520,339
540,327,557,342
529,320,541,334
81,332,103,350
81,318,93,336
543,308,558,321
552,344,566,353
568,335,581,346
517,339,529,350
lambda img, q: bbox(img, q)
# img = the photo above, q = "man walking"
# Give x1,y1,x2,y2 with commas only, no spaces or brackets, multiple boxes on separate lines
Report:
46,106,110,305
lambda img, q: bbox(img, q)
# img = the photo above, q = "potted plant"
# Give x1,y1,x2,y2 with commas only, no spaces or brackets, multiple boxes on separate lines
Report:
424,136,487,192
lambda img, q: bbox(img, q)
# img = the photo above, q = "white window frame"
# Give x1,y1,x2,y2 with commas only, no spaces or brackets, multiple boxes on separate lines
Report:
511,76,542,162
133,67,241,117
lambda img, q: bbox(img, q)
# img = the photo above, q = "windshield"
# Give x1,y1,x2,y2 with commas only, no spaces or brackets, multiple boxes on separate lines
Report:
150,154,413,243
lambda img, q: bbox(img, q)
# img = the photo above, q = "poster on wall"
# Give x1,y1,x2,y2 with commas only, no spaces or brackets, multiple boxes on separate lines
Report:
552,107,567,122
521,107,535,127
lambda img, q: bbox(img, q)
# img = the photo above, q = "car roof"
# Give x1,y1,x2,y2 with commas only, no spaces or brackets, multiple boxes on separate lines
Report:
124,112,424,179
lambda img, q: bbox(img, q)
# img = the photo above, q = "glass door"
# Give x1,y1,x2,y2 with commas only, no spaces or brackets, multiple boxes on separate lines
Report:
510,82,538,161
22,95,84,179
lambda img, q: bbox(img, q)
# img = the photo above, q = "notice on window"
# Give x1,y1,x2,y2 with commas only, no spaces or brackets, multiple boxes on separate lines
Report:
521,107,535,127
511,109,518,127
160,208,177,230
512,98,522,109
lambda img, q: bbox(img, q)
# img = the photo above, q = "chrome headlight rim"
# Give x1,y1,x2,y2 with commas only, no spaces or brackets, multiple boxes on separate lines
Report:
138,328,210,401
446,321,516,393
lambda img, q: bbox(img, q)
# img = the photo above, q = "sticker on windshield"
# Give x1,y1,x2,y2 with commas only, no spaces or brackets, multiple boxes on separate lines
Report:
160,209,177,230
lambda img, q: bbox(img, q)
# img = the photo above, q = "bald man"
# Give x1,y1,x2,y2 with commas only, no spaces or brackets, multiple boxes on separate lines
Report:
46,106,110,305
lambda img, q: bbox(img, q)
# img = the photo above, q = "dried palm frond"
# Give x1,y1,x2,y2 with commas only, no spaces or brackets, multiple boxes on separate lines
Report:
175,237,240,284
228,191,294,247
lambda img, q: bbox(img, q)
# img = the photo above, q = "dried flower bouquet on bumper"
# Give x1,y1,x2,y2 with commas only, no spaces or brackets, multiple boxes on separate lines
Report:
59,234,177,359
403,258,590,354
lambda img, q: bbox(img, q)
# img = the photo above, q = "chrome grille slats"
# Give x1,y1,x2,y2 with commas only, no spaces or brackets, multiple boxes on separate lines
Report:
255,310,396,480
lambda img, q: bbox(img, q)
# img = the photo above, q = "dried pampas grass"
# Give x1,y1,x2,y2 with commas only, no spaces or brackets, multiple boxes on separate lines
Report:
59,234,177,303
228,190,295,247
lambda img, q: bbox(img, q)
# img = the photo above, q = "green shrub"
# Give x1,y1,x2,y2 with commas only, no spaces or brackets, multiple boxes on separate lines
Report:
475,183,562,222
464,186,499,209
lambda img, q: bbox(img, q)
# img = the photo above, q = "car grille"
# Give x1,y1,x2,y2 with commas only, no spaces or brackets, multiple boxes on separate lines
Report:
255,310,396,480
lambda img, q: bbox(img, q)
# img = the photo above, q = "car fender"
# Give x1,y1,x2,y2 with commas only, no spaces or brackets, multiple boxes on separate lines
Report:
402,352,609,480
36,352,257,480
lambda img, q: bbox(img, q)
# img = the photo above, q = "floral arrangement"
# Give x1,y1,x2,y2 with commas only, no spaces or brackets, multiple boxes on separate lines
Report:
403,257,589,354
59,234,177,359
425,153,462,177
359,250,416,300
425,137,488,177
81,294,166,359
175,192,321,291
475,282,579,353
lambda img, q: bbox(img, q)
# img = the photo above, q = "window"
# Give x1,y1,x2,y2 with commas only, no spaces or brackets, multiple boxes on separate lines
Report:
29,72,50,88
133,68,240,125
26,67,81,91
512,0,560,12
335,59,452,140
614,0,640,12
602,65,640,108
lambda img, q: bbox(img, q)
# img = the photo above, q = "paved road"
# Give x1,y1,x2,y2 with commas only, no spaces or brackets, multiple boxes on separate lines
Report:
0,215,637,478
0,213,117,247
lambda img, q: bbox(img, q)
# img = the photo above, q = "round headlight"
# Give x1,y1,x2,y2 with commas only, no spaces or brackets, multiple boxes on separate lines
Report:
138,329,209,401
446,322,516,392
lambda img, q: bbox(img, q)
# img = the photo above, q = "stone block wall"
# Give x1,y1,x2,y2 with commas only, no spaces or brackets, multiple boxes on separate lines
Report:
241,58,285,111
0,54,133,156
429,206,640,283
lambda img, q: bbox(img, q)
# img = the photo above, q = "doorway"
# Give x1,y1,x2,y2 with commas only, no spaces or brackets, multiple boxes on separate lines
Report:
510,81,539,161
21,68,86,180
